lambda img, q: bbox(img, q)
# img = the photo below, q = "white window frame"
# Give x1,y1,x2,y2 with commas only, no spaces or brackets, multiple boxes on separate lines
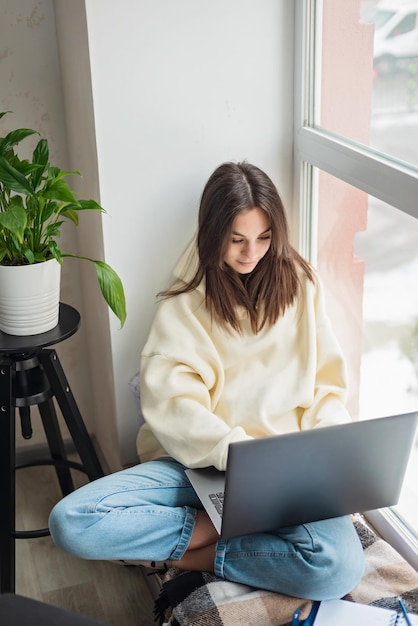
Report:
293,0,418,570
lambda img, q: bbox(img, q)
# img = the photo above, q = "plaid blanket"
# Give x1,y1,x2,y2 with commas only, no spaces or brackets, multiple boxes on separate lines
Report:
154,516,418,626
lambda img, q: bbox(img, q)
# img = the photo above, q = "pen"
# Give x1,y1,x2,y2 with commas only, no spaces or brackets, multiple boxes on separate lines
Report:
398,597,413,626
303,601,321,626
291,608,301,626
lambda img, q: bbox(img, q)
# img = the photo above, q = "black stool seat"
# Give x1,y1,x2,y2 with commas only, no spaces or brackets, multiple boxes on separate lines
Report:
0,303,105,594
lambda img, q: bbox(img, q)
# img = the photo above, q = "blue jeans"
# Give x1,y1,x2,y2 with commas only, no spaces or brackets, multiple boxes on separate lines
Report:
49,457,365,600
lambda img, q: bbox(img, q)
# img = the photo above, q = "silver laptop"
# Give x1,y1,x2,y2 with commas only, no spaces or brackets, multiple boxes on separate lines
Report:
185,412,418,539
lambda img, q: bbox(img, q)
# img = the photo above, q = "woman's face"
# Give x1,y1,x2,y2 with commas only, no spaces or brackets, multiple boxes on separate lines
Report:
224,207,271,274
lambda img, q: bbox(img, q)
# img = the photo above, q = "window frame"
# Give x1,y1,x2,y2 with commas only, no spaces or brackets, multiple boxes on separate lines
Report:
293,0,418,569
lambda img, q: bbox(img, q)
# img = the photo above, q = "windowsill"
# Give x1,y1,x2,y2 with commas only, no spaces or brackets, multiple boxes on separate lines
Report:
365,508,418,572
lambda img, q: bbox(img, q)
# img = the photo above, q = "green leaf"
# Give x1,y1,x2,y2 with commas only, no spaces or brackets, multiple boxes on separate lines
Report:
31,138,49,189
48,240,62,262
49,166,80,180
33,138,49,165
63,254,127,327
0,202,27,242
0,128,39,155
23,248,35,264
77,199,105,212
57,200,104,224
12,159,41,177
44,221,63,239
57,205,79,225
43,178,78,203
9,194,25,209
42,200,58,221
25,194,42,222
94,260,127,328
0,154,34,195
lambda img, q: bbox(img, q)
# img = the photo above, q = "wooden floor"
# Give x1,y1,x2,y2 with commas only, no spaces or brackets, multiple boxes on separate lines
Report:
14,457,157,626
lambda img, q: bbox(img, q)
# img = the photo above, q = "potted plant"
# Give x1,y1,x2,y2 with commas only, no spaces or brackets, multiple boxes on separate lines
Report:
0,111,126,335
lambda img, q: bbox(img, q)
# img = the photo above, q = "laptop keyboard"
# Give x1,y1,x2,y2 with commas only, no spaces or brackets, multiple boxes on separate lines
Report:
209,491,224,515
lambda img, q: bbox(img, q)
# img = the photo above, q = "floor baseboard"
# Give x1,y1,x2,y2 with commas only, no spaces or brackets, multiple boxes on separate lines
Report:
15,436,110,475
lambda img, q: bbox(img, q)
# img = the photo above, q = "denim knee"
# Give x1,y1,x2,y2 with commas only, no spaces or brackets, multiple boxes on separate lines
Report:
289,519,365,600
217,517,365,600
48,459,200,562
49,497,92,559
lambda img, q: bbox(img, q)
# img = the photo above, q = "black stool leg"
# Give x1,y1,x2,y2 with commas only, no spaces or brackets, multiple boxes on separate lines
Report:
37,350,104,481
0,357,15,594
18,407,32,440
38,399,75,496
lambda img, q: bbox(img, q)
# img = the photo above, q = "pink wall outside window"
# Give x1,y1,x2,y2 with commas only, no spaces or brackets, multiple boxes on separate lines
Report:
317,0,374,418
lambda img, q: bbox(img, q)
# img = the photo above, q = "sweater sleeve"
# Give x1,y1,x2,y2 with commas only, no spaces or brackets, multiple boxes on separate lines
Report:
140,356,253,470
138,296,253,470
300,275,352,430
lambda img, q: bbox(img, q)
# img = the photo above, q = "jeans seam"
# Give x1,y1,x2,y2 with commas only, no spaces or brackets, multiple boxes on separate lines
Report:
301,523,319,563
171,506,197,560
214,539,227,578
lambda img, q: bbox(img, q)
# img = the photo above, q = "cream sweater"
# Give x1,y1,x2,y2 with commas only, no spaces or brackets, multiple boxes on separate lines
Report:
137,265,351,470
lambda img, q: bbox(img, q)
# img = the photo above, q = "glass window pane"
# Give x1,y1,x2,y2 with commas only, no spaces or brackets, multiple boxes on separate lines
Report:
356,190,418,532
315,166,418,535
356,198,418,418
319,0,418,168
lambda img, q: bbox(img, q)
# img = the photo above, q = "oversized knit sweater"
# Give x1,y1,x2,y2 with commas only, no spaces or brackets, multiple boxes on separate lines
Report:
137,259,351,471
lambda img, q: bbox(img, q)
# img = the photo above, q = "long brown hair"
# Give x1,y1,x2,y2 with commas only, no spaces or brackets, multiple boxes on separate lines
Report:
160,161,314,333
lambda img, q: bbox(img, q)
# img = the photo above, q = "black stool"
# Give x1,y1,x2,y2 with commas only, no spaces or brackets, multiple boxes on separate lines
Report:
0,303,105,594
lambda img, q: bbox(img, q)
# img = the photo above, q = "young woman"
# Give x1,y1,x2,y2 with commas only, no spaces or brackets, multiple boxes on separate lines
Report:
49,162,365,600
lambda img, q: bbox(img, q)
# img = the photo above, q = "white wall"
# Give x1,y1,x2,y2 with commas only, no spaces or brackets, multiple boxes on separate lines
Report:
82,0,295,465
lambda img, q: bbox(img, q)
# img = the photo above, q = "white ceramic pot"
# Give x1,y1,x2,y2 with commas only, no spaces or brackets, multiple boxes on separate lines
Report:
0,258,61,336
